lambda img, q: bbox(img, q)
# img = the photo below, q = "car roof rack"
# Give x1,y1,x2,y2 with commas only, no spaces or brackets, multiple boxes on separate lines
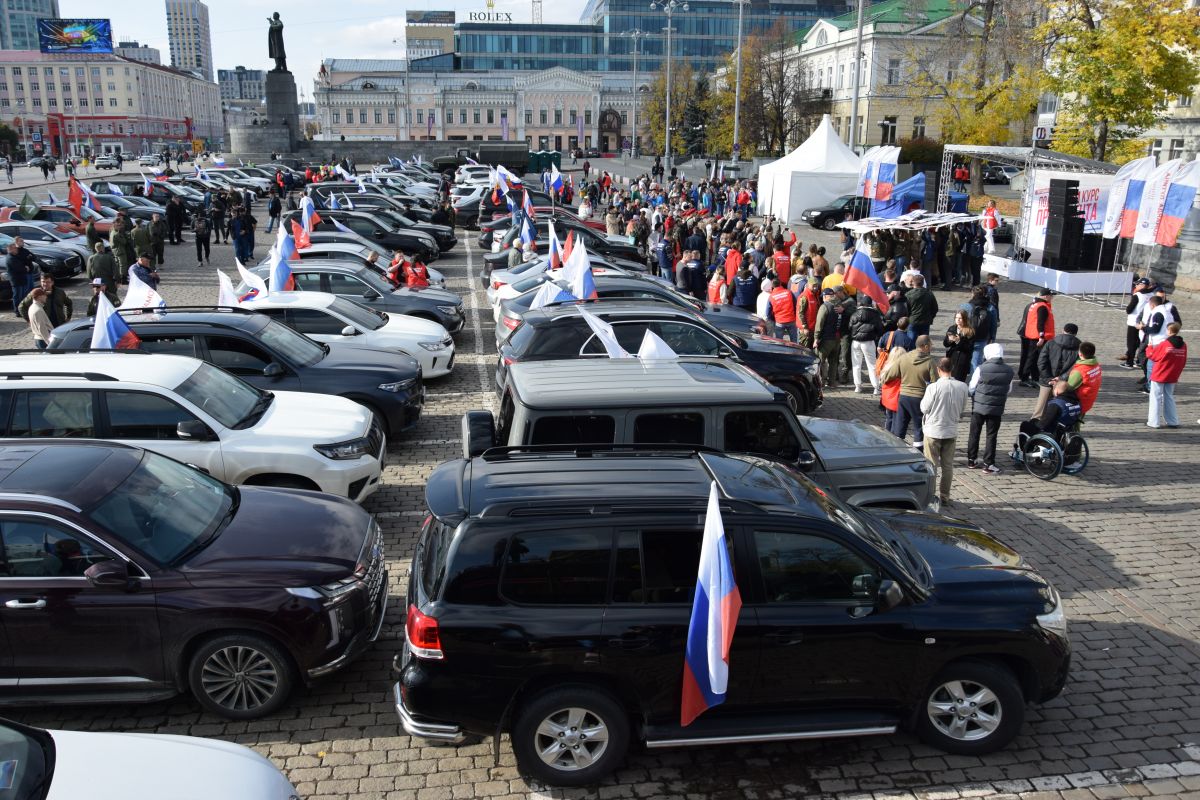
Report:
0,370,119,381
113,304,254,316
0,348,146,358
479,442,723,461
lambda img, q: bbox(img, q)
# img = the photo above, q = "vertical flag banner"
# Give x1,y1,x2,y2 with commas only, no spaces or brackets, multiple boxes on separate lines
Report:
856,146,882,198
1133,159,1183,246
140,172,153,196
428,113,434,138
91,294,141,350
577,113,584,143
550,164,564,195
217,269,241,307
1155,157,1200,247
501,115,509,141
680,482,742,727
1101,156,1157,239
300,195,322,233
120,269,166,312
845,249,890,313
874,147,900,201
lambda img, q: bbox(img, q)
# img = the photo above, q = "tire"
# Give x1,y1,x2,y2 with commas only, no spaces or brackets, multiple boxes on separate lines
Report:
779,381,810,414
822,217,837,231
915,661,1023,756
187,633,296,719
512,686,630,787
1022,433,1063,481
1061,433,1089,475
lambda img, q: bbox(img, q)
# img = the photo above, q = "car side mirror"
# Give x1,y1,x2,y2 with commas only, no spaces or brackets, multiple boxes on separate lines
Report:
263,362,285,378
374,230,384,238
176,420,211,441
716,345,735,358
877,579,904,611
851,573,880,599
795,450,817,469
341,325,358,337
363,290,381,300
84,560,133,589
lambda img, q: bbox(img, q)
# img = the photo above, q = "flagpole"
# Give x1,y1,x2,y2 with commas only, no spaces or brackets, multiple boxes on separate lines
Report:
847,0,866,154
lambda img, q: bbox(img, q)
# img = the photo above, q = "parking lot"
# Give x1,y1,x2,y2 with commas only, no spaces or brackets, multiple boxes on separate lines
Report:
2,193,1199,800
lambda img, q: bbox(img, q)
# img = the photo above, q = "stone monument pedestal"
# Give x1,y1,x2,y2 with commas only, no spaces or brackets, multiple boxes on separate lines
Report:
265,69,299,150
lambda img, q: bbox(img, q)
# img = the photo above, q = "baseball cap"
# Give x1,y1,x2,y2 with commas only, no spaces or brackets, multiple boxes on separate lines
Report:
91,278,105,286
1135,277,1151,286
822,288,835,296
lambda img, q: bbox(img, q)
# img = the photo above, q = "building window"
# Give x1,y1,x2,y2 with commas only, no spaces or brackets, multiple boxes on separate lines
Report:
554,109,562,125
417,110,425,123
374,110,382,124
881,115,897,144
106,67,113,76
77,83,84,92
886,58,901,85
855,115,863,142
459,109,466,124
30,81,39,91
91,67,99,76
32,99,41,108
93,83,101,93
63,99,72,108
585,109,592,125
43,68,51,76
332,110,340,123
388,109,396,124
525,110,532,125
836,65,844,89
1179,95,1194,108
540,109,547,125
79,98,87,107
1169,138,1185,159
473,109,480,124
621,111,628,125
107,82,115,91
359,111,366,123
11,68,20,75
913,116,926,139
13,83,21,91
946,62,956,84
487,109,494,124
429,110,436,125
1150,139,1163,160
569,109,577,124
48,99,56,108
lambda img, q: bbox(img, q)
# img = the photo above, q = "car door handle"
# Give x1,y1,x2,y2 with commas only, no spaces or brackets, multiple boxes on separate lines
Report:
5,598,46,610
607,636,651,650
764,631,804,646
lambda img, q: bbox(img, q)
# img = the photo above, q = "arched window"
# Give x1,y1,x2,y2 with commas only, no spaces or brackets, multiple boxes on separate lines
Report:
815,29,828,46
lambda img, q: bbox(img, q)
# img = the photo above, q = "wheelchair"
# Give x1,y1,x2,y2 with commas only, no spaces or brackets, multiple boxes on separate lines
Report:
1010,423,1089,480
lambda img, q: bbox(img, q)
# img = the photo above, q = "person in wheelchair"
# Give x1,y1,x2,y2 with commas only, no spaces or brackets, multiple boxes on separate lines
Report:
1018,380,1081,444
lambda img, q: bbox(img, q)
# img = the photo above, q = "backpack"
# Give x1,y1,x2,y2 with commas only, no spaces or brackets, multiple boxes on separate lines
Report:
969,303,991,338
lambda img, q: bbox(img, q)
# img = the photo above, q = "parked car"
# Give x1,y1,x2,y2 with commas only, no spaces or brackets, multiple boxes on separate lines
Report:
800,195,873,231
308,194,458,251
0,220,91,259
396,447,1069,785
0,205,112,237
241,261,466,334
49,308,425,437
495,273,768,346
499,303,824,412
286,209,440,263
983,165,1021,185
0,352,386,501
480,207,607,235
244,292,457,378
0,440,388,719
486,253,652,307
138,153,162,167
94,192,166,222
90,179,204,216
262,238,446,287
0,230,86,282
93,155,120,170
483,219,643,270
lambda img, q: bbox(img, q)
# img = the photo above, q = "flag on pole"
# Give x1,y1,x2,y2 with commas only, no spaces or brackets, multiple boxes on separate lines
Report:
577,113,584,142
519,216,536,247
300,195,322,233
856,146,882,198
563,231,575,262
46,190,60,205
119,269,166,313
217,269,241,307
389,156,404,169
108,183,125,196
717,163,724,182
638,329,678,360
91,294,141,350
497,164,523,188
562,238,597,300
331,217,355,235
550,164,564,194
1133,159,1183,247
236,259,268,301
342,193,354,210
328,193,341,210
530,279,577,309
140,171,153,196
212,156,226,167
874,146,900,201
523,189,536,221
577,306,629,357
18,192,37,220
465,155,479,165
710,160,717,181
268,235,297,290
290,219,311,250
1101,156,1157,240
335,164,355,182
547,219,563,269
680,481,742,727
845,248,890,313
1155,157,1200,247
67,177,84,217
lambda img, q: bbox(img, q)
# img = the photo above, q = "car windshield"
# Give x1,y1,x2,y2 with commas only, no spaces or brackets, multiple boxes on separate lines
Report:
451,186,475,196
104,195,134,208
0,720,51,800
354,266,394,293
258,318,326,367
87,451,235,565
329,297,387,330
173,361,265,428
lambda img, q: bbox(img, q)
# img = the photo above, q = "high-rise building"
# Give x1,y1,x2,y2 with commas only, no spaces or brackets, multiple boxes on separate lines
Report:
115,40,162,65
218,66,265,101
0,0,60,51
165,0,213,81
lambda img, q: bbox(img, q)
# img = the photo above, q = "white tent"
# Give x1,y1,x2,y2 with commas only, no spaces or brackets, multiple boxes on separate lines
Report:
758,114,862,225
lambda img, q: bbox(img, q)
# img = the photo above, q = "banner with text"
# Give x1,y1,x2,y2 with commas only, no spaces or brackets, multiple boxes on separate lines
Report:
1021,169,1114,258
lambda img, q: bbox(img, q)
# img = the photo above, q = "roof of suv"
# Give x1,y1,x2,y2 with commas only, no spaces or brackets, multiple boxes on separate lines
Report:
0,441,143,510
430,449,840,523
54,308,270,339
0,352,201,387
506,358,778,408
521,302,709,327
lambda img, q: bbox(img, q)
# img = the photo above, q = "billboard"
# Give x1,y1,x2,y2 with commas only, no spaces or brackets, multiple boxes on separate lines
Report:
37,18,113,54
406,10,455,24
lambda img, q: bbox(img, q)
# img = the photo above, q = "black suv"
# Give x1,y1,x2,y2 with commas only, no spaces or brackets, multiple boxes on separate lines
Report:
396,448,1070,786
499,302,822,412
483,218,643,270
799,195,872,231
0,440,387,718
47,308,424,436
286,209,441,262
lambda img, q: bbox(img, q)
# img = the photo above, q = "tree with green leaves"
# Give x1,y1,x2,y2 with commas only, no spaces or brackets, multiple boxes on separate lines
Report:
641,61,697,158
1039,0,1200,162
682,75,710,158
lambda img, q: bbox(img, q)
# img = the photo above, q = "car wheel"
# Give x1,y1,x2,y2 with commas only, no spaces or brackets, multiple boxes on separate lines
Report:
187,633,296,719
916,661,1023,755
779,381,810,414
822,217,837,231
512,686,630,787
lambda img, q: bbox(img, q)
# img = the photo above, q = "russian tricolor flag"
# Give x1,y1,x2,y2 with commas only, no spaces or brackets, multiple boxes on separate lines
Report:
1155,158,1200,247
845,248,890,313
562,237,597,300
90,294,140,351
550,164,563,194
681,482,742,727
523,189,536,221
547,219,563,269
300,195,322,232
1101,157,1156,239
213,156,226,167
519,217,536,247
874,147,900,201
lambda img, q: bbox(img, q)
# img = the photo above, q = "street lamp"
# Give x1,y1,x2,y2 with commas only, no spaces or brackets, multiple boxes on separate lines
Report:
620,29,646,158
731,0,748,163
650,0,687,169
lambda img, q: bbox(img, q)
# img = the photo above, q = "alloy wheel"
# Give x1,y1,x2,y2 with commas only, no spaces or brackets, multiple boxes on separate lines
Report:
926,679,1003,742
533,707,610,771
200,645,281,712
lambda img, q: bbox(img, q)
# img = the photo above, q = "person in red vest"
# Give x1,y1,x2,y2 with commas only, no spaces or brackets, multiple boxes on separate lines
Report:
1017,288,1055,388
765,278,798,342
386,251,407,287
1144,323,1185,428
706,268,728,305
1064,341,1102,417
982,199,1001,253
772,244,791,282
405,258,431,289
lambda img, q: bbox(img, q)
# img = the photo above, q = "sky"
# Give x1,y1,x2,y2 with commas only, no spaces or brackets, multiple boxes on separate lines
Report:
60,0,584,97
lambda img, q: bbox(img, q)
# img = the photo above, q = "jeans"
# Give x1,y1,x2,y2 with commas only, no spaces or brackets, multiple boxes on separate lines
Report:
924,436,957,501
818,339,840,386
850,340,879,391
911,323,930,338
195,235,210,263
234,238,253,264
266,215,278,233
883,408,896,434
894,395,924,444
970,339,987,373
9,275,32,315
775,321,797,343
967,413,1001,466
1148,381,1179,427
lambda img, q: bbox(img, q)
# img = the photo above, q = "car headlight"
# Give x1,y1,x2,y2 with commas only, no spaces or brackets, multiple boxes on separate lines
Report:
286,576,361,604
378,377,419,392
418,340,447,351
314,437,372,459
1036,586,1067,639
805,361,820,376
437,304,462,316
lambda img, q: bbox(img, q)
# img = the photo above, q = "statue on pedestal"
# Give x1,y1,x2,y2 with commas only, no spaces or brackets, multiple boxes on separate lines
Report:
267,12,287,73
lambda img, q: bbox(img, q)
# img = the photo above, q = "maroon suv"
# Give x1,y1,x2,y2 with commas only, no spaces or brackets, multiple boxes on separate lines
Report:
0,440,387,718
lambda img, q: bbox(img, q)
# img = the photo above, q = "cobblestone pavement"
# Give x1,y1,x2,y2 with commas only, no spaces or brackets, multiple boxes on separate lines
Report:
3,189,1199,800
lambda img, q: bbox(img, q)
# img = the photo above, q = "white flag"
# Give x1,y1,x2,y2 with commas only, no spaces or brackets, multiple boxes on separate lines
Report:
120,268,165,312
637,329,678,360
217,269,240,307
578,306,630,358
236,259,269,299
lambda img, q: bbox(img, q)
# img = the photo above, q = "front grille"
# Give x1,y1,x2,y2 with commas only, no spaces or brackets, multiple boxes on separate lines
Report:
65,255,82,269
366,416,385,460
364,522,386,608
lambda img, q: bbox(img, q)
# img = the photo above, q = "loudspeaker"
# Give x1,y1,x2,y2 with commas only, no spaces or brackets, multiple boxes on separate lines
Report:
923,170,940,209
1044,178,1084,268
1078,233,1118,272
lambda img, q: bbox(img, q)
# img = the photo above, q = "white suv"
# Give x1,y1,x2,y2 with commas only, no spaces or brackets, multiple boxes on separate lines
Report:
245,292,457,378
0,352,385,502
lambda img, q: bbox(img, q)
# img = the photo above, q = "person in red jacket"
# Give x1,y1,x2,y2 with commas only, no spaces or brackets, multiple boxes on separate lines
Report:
765,278,798,342
1145,322,1186,428
706,268,728,304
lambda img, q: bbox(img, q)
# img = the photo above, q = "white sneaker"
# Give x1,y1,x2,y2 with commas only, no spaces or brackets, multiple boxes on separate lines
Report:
853,386,862,393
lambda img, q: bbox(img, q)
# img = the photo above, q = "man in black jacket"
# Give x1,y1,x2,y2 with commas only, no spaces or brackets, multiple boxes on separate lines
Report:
966,342,1014,473
1032,322,1081,418
848,295,885,394
684,225,706,263
165,196,186,244
5,239,38,316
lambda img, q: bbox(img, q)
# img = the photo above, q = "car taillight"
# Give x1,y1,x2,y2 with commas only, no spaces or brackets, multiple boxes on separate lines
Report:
502,315,521,331
406,604,443,660
502,355,515,366
492,280,505,289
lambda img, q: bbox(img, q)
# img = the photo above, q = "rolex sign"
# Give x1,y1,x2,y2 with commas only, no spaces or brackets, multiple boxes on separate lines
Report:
467,11,513,20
